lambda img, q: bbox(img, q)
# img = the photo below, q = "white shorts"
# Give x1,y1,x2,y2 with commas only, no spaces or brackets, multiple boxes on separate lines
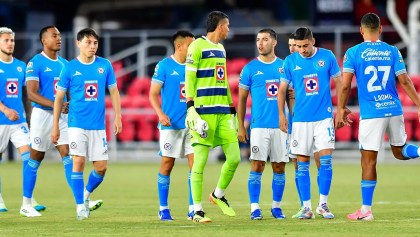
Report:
68,127,108,161
30,107,68,152
287,133,297,159
159,128,193,158
290,118,335,156
249,128,289,163
359,115,406,151
0,123,30,153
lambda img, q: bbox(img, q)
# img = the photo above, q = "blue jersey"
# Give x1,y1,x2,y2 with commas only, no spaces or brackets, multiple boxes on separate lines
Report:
152,55,187,130
239,57,283,128
0,58,26,125
281,48,340,122
26,52,68,110
343,41,404,119
57,56,117,130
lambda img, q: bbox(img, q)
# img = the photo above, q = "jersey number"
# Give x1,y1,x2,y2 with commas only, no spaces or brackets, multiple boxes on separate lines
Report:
365,65,390,92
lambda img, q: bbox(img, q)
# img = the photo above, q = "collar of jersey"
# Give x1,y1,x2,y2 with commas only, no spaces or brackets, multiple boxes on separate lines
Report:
41,51,59,62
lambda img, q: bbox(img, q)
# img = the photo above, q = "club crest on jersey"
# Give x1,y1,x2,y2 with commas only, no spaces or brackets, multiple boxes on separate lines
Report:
54,77,60,95
84,80,98,101
216,66,225,80
266,81,279,100
304,77,319,95
98,67,104,74
6,79,18,98
17,66,22,72
179,82,186,102
317,60,325,67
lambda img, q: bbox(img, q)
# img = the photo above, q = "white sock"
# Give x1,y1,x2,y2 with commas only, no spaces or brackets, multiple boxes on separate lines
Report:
214,187,225,198
319,194,328,206
272,201,281,209
84,189,91,201
22,197,32,206
251,203,260,212
188,205,194,212
0,193,4,204
303,200,312,209
361,205,371,213
159,206,169,211
76,204,85,212
193,203,203,212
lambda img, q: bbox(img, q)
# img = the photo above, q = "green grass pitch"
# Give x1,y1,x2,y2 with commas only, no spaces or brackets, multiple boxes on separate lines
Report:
0,161,419,236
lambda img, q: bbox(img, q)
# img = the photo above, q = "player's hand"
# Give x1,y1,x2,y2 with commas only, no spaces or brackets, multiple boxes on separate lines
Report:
335,107,353,129
343,106,353,126
238,125,249,143
185,106,201,130
280,115,288,133
61,102,69,114
3,107,19,121
158,113,171,127
114,115,122,135
51,126,60,145
288,88,295,100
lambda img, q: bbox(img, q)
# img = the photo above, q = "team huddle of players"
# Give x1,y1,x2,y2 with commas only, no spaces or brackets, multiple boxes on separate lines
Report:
1,10,419,222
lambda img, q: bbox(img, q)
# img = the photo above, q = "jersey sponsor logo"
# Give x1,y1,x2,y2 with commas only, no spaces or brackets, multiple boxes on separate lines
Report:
54,77,60,95
27,62,33,68
279,67,284,73
179,82,186,101
255,70,264,76
98,67,104,74
6,79,19,98
216,66,225,80
170,70,179,76
208,51,215,57
361,48,391,61
17,66,22,72
84,80,98,101
266,81,279,100
44,67,52,72
304,77,319,95
73,71,82,76
0,69,4,73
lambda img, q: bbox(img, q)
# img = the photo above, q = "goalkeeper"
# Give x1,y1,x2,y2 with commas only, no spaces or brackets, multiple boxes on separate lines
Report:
185,10,240,223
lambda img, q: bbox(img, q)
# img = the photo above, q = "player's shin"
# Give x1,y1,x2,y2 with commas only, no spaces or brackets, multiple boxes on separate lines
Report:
191,145,210,205
23,158,40,200
319,155,332,204
217,142,240,190
62,155,73,188
272,172,285,206
402,144,420,159
248,171,262,210
297,162,311,208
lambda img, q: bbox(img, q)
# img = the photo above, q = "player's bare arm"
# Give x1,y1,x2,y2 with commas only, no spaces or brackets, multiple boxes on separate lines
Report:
109,86,122,135
0,101,19,121
336,72,353,128
149,82,171,126
397,73,420,122
237,87,249,143
277,81,288,133
51,90,65,144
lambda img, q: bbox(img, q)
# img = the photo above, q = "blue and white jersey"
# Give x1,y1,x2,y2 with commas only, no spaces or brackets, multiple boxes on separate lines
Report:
0,58,26,125
343,41,404,119
152,55,187,130
26,52,68,110
239,57,283,128
57,56,116,130
281,48,340,122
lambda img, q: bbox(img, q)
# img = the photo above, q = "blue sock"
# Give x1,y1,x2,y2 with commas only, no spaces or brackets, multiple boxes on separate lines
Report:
319,155,333,195
248,171,262,204
71,172,84,204
21,151,30,176
62,156,73,189
297,162,311,202
157,173,170,207
23,158,40,198
86,170,104,193
317,168,320,193
272,172,285,202
402,144,420,159
188,172,193,206
295,170,303,206
361,180,377,206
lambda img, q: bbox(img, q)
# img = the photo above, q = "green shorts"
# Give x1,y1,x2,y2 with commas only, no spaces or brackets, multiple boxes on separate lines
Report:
190,114,238,147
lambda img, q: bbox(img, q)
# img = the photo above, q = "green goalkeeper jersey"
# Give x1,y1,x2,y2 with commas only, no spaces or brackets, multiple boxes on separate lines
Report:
185,36,233,114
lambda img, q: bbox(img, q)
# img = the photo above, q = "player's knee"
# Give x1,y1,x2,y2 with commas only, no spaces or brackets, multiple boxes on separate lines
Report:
251,160,265,172
226,154,240,168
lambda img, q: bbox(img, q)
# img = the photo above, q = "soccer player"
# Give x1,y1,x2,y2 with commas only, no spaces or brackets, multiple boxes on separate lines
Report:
149,30,195,221
52,28,122,220
237,28,288,220
185,11,241,223
278,27,342,219
338,13,420,221
0,27,44,217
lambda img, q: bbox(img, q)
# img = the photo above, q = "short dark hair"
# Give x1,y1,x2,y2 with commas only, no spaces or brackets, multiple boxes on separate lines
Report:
294,27,313,41
206,11,228,33
288,32,295,39
361,13,380,31
39,25,56,44
172,30,195,46
258,28,277,40
77,28,99,41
